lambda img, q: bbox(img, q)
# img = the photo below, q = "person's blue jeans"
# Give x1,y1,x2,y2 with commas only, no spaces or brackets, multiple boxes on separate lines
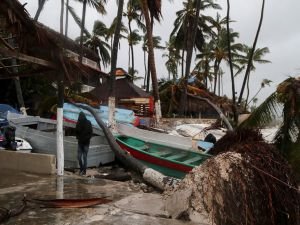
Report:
77,143,89,173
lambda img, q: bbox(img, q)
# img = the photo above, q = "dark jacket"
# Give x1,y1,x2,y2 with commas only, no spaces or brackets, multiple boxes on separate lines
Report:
75,112,93,145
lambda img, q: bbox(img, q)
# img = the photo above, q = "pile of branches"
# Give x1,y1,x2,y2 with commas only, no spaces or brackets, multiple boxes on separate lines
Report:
206,128,300,225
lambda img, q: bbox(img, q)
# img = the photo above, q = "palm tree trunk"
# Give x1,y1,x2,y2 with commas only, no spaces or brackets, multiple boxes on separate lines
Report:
60,0,64,34
226,0,238,124
146,59,151,92
187,94,233,131
65,0,69,37
244,74,250,110
181,50,185,78
237,0,265,105
79,0,87,63
140,0,161,122
179,0,201,116
128,44,131,71
56,0,65,176
213,60,219,94
74,103,179,191
7,34,27,115
34,0,46,21
128,21,135,74
13,77,26,115
143,47,147,88
110,0,124,96
109,0,124,132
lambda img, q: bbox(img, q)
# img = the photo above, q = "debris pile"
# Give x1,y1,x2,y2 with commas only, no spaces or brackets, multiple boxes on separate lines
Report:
164,129,299,225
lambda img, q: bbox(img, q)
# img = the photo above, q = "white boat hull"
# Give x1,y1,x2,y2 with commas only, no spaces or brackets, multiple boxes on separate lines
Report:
8,112,114,168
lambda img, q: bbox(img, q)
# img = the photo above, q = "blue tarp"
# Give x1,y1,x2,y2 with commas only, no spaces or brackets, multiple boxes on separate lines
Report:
63,103,138,127
0,104,20,127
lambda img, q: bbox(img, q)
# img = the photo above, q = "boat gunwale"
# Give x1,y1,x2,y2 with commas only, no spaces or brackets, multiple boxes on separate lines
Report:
115,135,211,168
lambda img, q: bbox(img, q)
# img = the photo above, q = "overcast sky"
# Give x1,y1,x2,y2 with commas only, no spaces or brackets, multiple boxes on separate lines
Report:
20,0,300,104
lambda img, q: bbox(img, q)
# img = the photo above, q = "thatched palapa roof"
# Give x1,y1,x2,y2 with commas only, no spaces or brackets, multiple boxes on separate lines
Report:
0,0,105,84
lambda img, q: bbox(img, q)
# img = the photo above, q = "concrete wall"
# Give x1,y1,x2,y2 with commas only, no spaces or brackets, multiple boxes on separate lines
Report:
0,150,56,174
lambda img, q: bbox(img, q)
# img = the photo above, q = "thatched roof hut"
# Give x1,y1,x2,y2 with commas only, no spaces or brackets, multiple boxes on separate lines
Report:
90,68,150,104
0,0,105,84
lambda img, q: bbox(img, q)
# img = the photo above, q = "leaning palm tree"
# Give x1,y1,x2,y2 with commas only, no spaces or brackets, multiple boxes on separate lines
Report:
235,45,270,109
240,77,300,168
247,78,272,107
34,0,48,21
237,0,266,106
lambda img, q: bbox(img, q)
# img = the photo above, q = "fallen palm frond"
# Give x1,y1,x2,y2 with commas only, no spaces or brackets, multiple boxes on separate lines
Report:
239,92,280,128
25,197,112,208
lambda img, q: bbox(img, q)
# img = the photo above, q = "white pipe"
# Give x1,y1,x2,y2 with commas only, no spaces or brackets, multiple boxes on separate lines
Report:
56,107,64,176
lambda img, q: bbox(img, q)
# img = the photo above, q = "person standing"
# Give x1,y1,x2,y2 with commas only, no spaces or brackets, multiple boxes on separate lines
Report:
75,111,93,175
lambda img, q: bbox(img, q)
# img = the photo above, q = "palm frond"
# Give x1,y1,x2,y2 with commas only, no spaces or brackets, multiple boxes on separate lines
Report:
239,92,281,128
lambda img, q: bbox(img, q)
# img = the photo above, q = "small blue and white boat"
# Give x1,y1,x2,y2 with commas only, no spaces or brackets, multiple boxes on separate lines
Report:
63,103,140,127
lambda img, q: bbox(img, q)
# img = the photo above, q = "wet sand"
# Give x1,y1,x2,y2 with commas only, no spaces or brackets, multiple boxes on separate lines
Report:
0,169,204,225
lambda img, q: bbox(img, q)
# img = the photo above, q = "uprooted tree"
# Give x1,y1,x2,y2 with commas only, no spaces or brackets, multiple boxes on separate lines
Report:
164,128,299,225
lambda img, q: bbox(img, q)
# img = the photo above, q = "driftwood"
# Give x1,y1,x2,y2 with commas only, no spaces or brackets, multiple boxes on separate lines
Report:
73,103,179,191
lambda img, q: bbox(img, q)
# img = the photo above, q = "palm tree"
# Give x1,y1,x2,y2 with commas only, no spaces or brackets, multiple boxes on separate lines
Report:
139,0,162,122
170,0,221,78
107,0,124,132
237,0,266,106
34,0,48,21
235,45,270,108
194,42,214,89
65,0,69,37
163,37,182,80
247,78,272,107
105,18,128,51
77,0,107,62
240,76,300,177
127,29,142,73
178,0,201,116
143,35,165,92
124,0,145,74
56,0,66,176
226,0,238,124
75,20,111,68
197,27,242,95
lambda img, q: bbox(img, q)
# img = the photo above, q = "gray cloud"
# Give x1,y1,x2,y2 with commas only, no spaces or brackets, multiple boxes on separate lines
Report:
20,0,300,104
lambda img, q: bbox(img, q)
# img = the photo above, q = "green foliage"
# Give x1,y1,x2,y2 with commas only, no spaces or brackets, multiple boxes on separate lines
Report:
240,77,300,177
239,92,280,128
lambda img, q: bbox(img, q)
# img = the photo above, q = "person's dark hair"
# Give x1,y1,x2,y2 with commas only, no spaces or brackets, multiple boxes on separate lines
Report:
78,111,86,121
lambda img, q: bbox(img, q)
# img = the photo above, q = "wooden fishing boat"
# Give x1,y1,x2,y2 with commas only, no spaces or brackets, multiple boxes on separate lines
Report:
7,112,114,168
116,135,211,179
